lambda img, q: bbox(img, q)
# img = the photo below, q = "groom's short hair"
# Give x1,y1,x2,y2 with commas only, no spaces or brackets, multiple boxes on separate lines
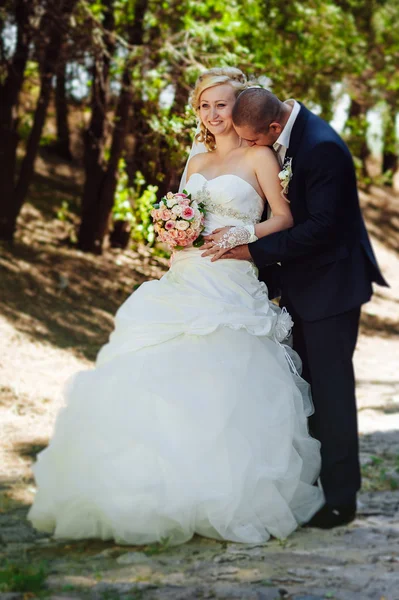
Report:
232,88,283,132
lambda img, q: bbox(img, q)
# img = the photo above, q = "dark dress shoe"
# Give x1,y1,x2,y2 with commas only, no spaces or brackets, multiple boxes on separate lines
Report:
305,503,356,529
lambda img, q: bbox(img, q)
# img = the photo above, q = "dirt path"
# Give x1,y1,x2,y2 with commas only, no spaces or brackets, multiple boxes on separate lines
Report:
0,180,398,600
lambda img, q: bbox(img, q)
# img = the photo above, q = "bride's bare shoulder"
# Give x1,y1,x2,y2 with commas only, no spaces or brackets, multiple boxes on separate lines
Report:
246,145,277,160
187,152,212,179
241,146,279,171
188,152,209,169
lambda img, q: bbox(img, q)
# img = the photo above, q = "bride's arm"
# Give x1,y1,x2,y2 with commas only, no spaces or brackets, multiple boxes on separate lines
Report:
252,147,294,238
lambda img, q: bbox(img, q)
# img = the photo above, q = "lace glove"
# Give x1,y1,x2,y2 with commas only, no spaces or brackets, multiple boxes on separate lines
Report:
215,225,258,250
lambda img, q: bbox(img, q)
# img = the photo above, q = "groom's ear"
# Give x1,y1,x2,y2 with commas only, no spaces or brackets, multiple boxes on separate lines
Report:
268,122,283,136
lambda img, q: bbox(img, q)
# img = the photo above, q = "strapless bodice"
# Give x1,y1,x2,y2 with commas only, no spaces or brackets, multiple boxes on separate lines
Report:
185,173,265,235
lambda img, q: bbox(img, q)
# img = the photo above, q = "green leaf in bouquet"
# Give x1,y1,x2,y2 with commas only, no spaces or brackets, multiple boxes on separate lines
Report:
193,236,205,248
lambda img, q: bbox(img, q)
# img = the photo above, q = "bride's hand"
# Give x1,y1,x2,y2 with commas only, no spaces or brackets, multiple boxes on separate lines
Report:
203,227,231,245
201,227,232,261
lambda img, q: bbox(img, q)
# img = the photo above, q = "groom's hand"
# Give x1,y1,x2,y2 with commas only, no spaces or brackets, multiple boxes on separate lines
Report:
219,245,252,261
201,234,252,262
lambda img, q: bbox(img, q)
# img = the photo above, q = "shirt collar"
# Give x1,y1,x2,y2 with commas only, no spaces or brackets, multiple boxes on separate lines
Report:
273,100,300,151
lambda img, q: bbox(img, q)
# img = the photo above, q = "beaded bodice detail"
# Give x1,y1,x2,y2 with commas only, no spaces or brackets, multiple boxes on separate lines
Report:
185,173,264,234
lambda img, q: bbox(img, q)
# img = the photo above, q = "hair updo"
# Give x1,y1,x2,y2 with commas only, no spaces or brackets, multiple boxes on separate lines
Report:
190,67,252,152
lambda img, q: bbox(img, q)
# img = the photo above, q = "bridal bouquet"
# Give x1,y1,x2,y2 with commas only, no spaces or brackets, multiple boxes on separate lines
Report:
151,191,206,250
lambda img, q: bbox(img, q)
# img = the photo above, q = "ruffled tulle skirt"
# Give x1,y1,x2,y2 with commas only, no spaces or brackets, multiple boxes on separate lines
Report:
28,250,324,544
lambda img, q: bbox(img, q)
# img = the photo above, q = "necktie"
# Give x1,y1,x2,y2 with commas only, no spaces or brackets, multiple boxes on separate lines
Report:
273,143,283,167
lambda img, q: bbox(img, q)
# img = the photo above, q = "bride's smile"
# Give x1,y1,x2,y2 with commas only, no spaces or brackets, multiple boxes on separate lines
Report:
199,83,237,137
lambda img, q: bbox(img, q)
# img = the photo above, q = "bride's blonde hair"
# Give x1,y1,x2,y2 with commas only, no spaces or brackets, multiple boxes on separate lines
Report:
190,67,252,152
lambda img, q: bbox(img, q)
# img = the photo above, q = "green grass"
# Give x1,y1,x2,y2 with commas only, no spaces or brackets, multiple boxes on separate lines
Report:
361,454,399,491
143,536,171,556
0,562,48,593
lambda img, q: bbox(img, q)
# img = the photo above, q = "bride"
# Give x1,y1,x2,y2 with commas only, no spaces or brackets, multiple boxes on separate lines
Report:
28,67,324,545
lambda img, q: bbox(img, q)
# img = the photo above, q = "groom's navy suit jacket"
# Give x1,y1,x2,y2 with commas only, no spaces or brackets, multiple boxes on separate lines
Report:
249,104,387,321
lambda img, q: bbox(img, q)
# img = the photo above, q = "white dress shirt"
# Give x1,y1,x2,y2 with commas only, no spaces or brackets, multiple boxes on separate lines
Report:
273,100,301,164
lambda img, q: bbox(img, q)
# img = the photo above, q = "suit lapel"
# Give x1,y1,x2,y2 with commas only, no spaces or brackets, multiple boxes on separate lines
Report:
286,103,310,163
283,104,311,210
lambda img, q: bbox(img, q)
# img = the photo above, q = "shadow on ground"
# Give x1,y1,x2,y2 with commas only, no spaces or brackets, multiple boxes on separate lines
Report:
360,312,399,338
0,235,167,361
360,185,399,256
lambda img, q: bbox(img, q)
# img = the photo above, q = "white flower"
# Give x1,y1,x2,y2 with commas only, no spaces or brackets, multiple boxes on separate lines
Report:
172,204,183,216
275,307,294,342
166,192,174,199
166,197,178,208
175,220,189,230
191,218,201,229
278,157,293,197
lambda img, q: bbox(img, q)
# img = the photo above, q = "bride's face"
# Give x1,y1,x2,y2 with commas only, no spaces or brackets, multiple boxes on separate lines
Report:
199,84,237,137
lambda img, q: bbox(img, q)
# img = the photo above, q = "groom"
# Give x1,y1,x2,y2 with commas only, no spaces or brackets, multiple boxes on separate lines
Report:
209,89,388,528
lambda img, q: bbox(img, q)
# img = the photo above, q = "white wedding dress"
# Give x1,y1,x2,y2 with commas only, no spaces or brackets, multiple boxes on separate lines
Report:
28,173,324,545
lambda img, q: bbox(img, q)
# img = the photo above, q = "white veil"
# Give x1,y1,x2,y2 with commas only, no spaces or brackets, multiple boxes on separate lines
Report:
178,124,207,192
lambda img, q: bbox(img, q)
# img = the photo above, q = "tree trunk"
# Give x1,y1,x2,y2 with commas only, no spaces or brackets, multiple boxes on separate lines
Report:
345,98,370,177
0,0,33,240
318,84,334,123
0,0,78,241
382,100,398,184
54,58,73,160
93,64,133,249
77,0,115,252
78,0,149,254
162,75,189,193
13,0,78,214
110,219,131,249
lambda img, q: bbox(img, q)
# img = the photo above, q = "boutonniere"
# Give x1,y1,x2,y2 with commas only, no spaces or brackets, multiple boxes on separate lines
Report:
278,157,293,200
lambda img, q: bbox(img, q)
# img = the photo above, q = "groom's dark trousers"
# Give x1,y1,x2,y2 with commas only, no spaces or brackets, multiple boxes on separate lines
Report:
249,104,388,507
282,298,361,505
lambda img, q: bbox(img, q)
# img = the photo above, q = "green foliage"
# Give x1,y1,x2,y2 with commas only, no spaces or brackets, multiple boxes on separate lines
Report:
112,161,158,245
112,159,135,224
40,132,57,147
131,175,158,245
0,562,47,593
56,200,71,222
3,0,399,247
17,110,36,142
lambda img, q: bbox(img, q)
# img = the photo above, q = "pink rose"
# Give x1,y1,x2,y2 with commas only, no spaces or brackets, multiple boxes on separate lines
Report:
170,229,180,239
182,206,195,220
160,209,172,221
175,193,188,198
177,230,188,241
165,220,175,230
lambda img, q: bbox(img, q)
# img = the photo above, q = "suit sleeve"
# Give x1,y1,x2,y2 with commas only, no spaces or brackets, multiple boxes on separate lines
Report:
249,141,351,267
